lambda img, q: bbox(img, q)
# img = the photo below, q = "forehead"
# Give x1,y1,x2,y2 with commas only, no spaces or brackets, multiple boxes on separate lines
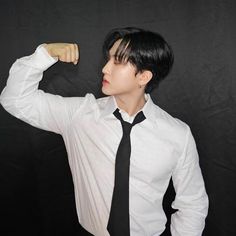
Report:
109,39,122,56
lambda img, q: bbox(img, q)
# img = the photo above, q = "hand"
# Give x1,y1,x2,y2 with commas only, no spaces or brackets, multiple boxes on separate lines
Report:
44,43,79,65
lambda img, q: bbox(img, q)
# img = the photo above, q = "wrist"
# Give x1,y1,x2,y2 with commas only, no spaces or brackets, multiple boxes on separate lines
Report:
42,44,58,60
43,44,55,57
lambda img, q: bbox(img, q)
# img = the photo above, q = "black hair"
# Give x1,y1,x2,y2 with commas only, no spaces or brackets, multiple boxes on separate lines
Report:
103,27,174,93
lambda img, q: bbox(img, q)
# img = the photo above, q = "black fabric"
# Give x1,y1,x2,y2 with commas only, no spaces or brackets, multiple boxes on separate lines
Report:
0,1,236,236
107,109,146,236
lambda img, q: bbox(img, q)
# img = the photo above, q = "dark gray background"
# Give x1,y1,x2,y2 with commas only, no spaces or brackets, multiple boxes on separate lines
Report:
0,0,236,235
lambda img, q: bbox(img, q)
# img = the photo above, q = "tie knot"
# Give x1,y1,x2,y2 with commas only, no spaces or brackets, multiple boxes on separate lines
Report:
113,108,146,134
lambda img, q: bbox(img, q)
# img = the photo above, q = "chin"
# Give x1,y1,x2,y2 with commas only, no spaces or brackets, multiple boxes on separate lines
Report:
102,86,129,97
102,87,114,96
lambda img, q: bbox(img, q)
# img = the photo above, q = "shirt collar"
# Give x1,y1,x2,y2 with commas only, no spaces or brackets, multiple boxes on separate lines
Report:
100,94,157,123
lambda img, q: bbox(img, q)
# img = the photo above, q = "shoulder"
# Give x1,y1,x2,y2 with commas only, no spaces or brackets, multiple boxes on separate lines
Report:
72,93,111,117
96,95,111,106
152,103,190,143
82,94,110,109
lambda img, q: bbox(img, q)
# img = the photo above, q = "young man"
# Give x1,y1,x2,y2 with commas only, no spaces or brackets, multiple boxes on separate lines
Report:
0,27,208,236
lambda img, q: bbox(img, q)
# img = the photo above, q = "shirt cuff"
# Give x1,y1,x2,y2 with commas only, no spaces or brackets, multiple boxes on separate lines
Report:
19,44,58,71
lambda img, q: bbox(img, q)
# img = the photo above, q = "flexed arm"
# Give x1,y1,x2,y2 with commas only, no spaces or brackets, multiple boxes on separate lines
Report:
0,43,87,134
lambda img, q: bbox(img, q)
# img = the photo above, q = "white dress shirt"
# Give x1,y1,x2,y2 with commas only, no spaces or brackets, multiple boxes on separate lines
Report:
0,45,209,236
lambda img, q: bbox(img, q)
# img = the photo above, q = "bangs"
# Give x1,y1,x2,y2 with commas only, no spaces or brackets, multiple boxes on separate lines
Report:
113,36,132,64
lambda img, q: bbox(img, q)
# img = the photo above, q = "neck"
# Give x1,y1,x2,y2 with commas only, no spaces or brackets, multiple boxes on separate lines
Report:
114,92,146,116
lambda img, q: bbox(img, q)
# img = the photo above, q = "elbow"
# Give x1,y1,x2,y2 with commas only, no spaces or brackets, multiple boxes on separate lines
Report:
0,87,25,119
0,87,12,112
0,94,18,118
202,191,209,218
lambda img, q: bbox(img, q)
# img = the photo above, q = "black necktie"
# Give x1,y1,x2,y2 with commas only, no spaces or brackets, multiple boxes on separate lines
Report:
107,108,146,236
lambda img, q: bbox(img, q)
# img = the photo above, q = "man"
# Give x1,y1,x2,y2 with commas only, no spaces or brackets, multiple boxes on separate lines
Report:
0,27,208,236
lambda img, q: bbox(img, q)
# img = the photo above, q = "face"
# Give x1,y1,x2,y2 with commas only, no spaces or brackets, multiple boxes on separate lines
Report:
101,39,140,96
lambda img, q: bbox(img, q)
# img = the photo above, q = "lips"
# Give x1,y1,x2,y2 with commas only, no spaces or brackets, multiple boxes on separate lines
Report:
102,79,110,85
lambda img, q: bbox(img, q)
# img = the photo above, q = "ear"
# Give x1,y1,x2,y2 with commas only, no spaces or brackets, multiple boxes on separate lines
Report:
137,70,153,86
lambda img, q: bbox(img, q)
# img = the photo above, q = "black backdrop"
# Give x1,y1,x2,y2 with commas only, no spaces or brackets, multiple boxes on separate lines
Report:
0,0,236,236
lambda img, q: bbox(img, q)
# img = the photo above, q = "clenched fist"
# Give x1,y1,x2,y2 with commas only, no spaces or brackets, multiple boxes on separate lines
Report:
44,43,79,65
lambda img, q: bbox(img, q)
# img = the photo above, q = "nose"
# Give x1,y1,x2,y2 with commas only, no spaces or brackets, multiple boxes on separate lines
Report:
102,60,111,75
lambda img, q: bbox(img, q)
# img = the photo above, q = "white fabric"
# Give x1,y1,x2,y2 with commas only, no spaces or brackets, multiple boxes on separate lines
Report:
0,45,209,236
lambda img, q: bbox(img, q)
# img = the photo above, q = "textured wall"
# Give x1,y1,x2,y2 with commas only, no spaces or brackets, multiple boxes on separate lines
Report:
0,0,236,235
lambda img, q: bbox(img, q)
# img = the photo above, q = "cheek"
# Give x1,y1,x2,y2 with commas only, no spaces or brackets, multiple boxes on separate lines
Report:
112,68,136,86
